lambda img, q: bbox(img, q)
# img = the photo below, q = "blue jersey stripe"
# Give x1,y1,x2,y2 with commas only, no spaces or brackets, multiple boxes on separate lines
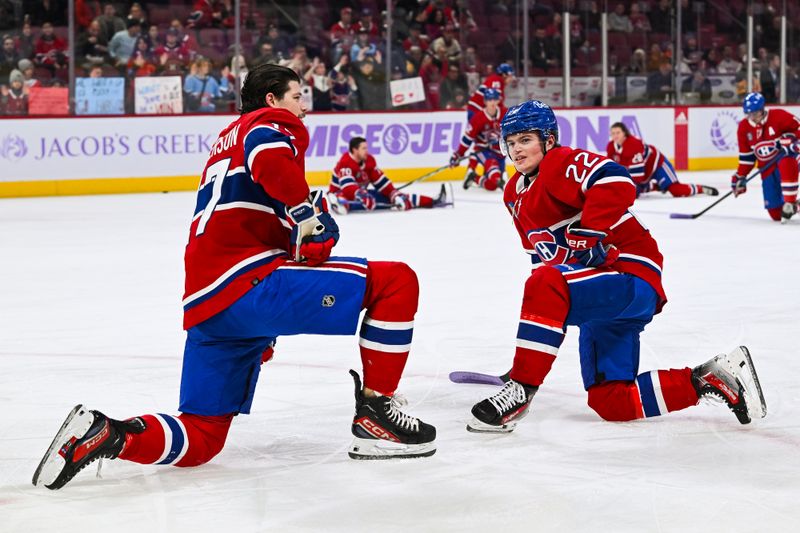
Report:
156,414,185,465
359,323,414,346
584,160,631,190
516,322,564,347
636,373,661,417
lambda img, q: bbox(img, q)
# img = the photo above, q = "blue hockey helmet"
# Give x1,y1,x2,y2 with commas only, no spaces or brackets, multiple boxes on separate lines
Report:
483,88,501,101
496,63,515,76
501,100,558,146
743,92,765,114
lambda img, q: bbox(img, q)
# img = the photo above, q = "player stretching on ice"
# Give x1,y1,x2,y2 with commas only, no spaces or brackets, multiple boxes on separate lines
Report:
466,100,766,433
607,122,718,198
328,136,451,214
449,88,506,191
731,92,800,222
33,64,436,491
461,63,515,184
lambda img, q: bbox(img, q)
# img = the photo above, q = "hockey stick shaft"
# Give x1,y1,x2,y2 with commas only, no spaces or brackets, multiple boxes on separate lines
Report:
396,156,469,191
669,157,781,220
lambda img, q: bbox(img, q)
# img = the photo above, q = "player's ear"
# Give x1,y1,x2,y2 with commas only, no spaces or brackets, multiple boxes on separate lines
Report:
264,92,276,108
546,135,556,150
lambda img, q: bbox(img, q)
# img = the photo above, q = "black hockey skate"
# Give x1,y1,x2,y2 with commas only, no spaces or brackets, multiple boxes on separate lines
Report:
467,379,539,433
691,346,767,424
434,183,455,208
462,168,477,190
32,405,145,490
781,201,797,223
348,370,436,459
700,185,719,196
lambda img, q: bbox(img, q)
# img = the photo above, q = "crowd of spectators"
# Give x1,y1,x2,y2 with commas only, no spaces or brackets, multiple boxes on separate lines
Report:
1,0,800,115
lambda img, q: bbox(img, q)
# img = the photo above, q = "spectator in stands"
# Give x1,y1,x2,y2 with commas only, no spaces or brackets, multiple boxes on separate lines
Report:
608,3,633,33
453,0,479,33
629,3,651,32
17,23,35,60
0,35,20,80
147,25,161,48
170,19,199,54
76,0,100,29
188,0,233,30
499,29,522,69
351,57,386,110
786,67,800,103
95,3,126,43
403,23,430,53
462,45,483,74
304,57,331,111
647,43,664,72
629,48,647,74
27,0,67,26
351,29,378,63
416,0,456,39
77,19,110,69
649,0,671,35
405,45,424,76
734,60,761,99
330,6,356,63
281,44,311,78
356,8,380,39
701,48,720,74
717,45,741,74
440,63,467,110
647,61,674,103
253,43,278,67
681,69,712,102
156,28,191,74
431,24,461,64
1,69,28,115
18,59,39,90
423,61,442,110
34,22,67,72
0,0,18,31
127,36,157,78
760,54,780,103
530,27,559,71
127,2,147,27
443,87,467,110
109,18,141,67
258,25,292,60
330,56,357,111
545,13,563,41
183,56,227,112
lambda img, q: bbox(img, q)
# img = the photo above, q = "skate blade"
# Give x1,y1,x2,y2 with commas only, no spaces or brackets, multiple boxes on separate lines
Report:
347,437,436,460
32,405,95,488
466,417,517,433
730,346,767,420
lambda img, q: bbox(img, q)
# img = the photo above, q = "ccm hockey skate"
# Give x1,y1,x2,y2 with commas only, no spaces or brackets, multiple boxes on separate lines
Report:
467,379,539,433
33,405,144,490
692,346,767,424
348,370,436,459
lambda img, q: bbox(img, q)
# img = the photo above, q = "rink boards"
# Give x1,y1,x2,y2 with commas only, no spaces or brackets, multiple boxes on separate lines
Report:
0,105,798,197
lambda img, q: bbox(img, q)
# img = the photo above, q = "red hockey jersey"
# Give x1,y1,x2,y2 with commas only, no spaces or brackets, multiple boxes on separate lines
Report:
467,74,506,115
455,107,505,157
504,146,666,311
736,108,800,177
329,152,397,200
182,107,311,329
605,135,665,185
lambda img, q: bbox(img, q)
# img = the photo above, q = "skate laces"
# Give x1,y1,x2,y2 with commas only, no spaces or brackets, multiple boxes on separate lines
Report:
385,396,419,432
488,381,528,414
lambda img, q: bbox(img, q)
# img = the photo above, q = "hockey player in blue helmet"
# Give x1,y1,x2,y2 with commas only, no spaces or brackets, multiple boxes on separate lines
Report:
450,88,507,191
464,99,766,433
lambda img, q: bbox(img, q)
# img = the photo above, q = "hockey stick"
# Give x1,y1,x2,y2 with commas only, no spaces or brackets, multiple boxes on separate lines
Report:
449,369,511,386
396,156,469,191
669,157,781,220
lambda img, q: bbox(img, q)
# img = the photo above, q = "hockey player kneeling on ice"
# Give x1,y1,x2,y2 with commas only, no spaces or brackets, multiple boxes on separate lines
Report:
466,100,767,433
731,92,800,222
33,64,436,491
327,136,452,214
606,122,718,198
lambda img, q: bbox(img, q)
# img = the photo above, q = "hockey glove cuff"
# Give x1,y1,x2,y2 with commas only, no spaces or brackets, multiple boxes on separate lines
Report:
731,174,747,196
775,136,800,156
565,221,619,268
390,190,413,211
287,190,340,265
354,189,376,211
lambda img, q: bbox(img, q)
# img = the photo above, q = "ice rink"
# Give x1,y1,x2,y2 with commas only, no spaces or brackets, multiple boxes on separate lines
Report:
1,172,799,532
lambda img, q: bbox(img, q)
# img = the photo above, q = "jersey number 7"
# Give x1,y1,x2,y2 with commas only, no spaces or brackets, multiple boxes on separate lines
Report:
196,157,232,236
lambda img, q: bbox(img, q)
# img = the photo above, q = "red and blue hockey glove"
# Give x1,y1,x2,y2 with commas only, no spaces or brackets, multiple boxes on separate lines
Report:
354,188,376,211
731,174,747,196
449,153,461,168
565,221,619,268
286,190,339,266
390,190,413,211
775,136,800,156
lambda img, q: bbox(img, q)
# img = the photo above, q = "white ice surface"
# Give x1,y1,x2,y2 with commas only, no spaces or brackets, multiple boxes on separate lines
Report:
1,173,799,532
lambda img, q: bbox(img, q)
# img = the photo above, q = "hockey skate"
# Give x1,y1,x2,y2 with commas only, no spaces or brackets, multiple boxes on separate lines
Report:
692,346,767,424
467,379,539,433
462,168,477,190
699,185,719,196
781,201,797,223
434,183,455,208
327,192,348,215
348,370,436,459
33,405,144,490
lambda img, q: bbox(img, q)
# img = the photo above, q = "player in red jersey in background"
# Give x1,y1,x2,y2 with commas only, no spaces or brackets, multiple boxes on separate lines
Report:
465,100,766,433
450,88,506,191
732,92,800,222
328,136,451,214
462,63,515,182
33,64,437,491
607,122,718,198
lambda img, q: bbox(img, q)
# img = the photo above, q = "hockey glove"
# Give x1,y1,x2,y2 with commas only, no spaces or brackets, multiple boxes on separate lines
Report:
565,221,619,268
390,190,413,211
354,188,376,211
287,190,339,266
731,174,747,197
775,136,800,156
449,153,461,168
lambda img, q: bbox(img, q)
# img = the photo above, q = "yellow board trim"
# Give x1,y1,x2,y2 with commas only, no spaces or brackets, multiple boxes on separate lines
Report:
688,157,738,171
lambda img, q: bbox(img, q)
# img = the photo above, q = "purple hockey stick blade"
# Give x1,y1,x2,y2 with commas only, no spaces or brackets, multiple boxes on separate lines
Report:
449,371,509,386
669,213,696,219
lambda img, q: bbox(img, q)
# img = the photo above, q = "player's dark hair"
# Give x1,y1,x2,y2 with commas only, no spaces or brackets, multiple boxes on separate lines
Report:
610,122,630,136
349,137,367,152
240,63,301,114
